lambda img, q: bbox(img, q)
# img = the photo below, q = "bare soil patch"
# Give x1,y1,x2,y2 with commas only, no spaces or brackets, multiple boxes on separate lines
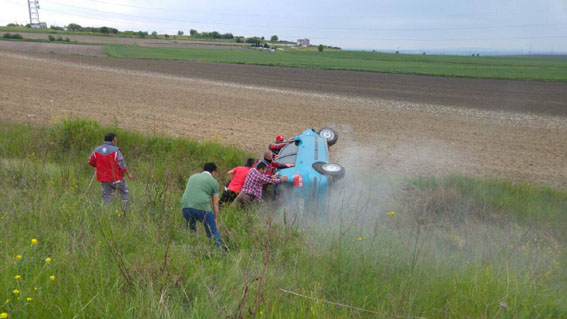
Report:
1,51,566,187
12,51,567,117
0,41,105,56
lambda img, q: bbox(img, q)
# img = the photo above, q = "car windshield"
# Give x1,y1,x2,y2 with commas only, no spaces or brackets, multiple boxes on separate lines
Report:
276,142,298,165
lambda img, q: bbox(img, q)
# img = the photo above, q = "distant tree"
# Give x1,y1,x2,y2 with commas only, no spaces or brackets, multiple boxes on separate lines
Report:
110,28,118,34
270,35,278,42
318,44,324,52
48,34,55,41
222,33,233,39
210,31,220,39
235,36,244,43
177,30,184,36
7,23,21,27
190,29,197,36
25,24,31,28
164,34,169,38
67,23,82,32
263,42,269,48
136,31,148,38
151,31,158,38
422,52,426,55
100,26,109,34
261,36,264,40
395,50,399,54
245,37,261,46
50,25,64,31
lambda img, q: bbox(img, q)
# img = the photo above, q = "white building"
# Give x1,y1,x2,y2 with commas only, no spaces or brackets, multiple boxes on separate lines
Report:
296,38,310,47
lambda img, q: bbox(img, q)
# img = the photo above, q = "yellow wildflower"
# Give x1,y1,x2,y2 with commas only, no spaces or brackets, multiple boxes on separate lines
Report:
386,211,396,216
26,297,32,302
50,275,55,281
16,255,22,260
12,290,19,295
45,257,52,263
14,275,21,280
0,312,7,318
358,237,363,241
31,238,38,245
34,287,38,291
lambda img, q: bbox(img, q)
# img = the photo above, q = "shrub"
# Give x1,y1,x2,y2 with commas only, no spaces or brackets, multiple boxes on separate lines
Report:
56,36,63,41
48,34,55,41
2,33,23,40
318,44,324,52
65,37,70,42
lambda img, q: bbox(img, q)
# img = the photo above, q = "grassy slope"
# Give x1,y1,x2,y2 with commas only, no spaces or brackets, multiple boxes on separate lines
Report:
104,44,567,81
1,120,566,318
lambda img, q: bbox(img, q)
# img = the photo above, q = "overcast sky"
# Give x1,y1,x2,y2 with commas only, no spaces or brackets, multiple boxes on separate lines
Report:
2,0,567,52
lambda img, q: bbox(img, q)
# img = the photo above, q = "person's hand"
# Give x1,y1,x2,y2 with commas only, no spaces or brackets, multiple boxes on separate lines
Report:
271,172,280,179
280,176,288,182
285,164,295,168
127,172,133,180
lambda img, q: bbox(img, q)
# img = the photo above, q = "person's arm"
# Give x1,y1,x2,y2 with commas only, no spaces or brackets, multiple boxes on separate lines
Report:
88,152,97,167
258,172,286,185
274,161,294,169
227,168,236,179
116,149,133,179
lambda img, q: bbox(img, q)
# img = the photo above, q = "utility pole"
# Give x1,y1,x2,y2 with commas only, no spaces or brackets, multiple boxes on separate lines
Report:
28,0,41,28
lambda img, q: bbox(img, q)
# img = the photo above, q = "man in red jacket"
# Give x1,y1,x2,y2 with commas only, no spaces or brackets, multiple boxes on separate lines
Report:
89,133,133,209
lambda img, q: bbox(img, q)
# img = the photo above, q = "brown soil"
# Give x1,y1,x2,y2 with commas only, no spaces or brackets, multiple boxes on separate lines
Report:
11,51,566,117
0,41,105,56
1,51,566,187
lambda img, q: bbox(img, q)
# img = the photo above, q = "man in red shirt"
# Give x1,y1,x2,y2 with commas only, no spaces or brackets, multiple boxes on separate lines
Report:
219,158,254,206
232,162,288,209
88,133,133,210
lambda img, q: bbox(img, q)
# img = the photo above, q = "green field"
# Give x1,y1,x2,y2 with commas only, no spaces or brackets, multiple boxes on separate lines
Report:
1,119,566,318
105,44,567,81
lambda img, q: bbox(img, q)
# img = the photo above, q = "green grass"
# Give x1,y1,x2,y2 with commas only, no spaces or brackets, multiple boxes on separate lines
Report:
1,119,566,318
104,44,567,81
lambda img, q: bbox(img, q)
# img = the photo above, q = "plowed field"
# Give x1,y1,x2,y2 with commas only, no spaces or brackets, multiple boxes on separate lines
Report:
1,51,566,187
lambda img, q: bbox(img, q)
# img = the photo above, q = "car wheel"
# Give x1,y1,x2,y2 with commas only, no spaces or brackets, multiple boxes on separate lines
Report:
313,162,345,179
318,127,338,146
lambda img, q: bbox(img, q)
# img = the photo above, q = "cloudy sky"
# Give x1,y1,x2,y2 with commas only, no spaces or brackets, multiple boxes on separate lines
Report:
1,0,567,52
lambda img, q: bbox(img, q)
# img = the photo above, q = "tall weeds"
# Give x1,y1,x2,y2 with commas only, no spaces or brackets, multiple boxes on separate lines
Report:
1,119,566,318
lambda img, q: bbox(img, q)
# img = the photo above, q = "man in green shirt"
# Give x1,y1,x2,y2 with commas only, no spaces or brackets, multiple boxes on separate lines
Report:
181,162,222,247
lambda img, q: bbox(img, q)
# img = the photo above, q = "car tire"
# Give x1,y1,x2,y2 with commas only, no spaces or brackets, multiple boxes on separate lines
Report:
318,127,338,146
313,162,345,179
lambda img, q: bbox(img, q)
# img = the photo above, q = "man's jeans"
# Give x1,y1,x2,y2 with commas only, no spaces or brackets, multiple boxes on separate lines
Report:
182,207,223,247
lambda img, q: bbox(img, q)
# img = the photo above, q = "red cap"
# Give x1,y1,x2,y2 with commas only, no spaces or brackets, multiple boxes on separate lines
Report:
276,135,284,142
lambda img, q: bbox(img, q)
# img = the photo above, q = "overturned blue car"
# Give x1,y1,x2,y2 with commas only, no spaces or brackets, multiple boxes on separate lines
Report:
275,128,345,216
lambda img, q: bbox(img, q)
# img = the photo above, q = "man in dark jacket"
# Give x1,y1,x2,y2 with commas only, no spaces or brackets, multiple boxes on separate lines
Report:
89,133,133,209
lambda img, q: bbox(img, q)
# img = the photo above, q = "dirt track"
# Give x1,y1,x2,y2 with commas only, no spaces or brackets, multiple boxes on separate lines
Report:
1,51,566,187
